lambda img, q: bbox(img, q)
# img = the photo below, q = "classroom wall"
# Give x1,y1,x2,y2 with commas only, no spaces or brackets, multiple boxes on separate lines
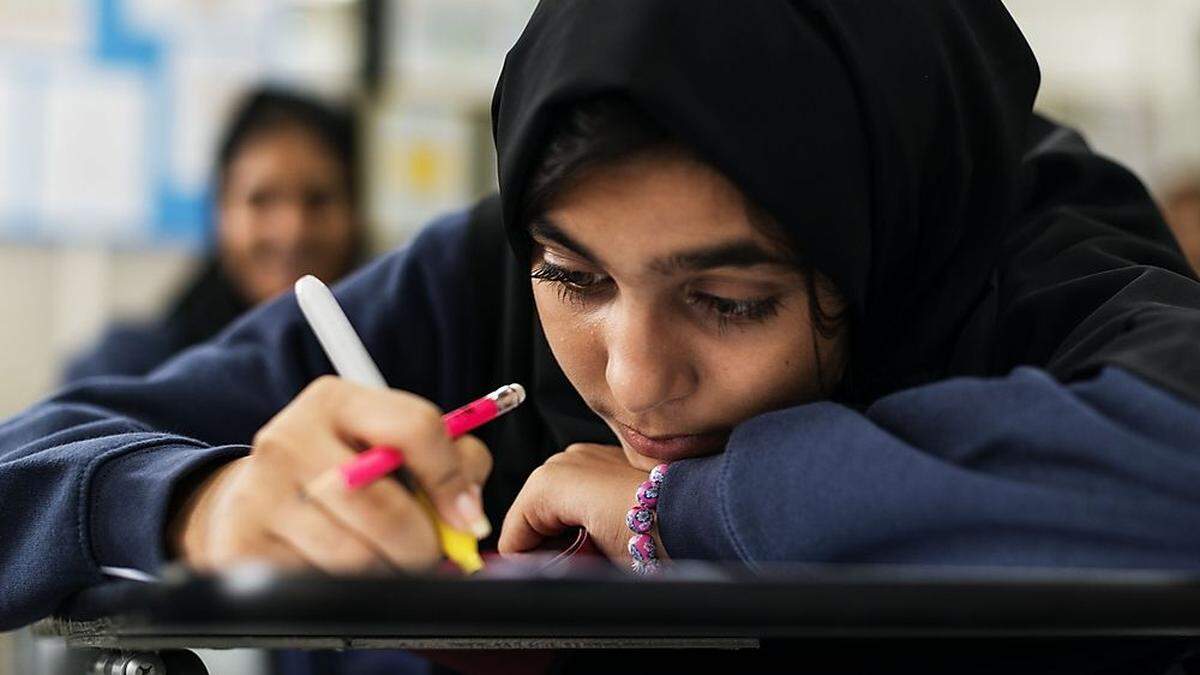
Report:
1006,0,1200,186
0,244,195,416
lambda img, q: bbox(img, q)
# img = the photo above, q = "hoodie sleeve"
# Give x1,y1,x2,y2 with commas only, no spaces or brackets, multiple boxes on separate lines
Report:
0,210,476,630
657,366,1200,567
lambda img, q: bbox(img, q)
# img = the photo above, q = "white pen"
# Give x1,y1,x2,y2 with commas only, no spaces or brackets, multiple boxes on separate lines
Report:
294,275,388,389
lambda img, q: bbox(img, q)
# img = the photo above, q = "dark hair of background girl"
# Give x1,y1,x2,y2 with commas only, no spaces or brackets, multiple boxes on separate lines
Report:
216,87,359,204
519,97,851,395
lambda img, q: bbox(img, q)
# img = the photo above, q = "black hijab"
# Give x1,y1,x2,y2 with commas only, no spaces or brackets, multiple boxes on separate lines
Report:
470,0,1200,527
493,0,1046,402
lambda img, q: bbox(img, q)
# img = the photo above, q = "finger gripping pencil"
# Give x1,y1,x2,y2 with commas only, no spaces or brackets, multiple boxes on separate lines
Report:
294,274,525,574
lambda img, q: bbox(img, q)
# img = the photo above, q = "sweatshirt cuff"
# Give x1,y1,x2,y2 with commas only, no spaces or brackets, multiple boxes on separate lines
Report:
656,452,743,561
88,442,249,575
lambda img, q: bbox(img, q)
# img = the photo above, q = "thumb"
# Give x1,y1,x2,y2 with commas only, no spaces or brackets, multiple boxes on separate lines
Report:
497,470,572,554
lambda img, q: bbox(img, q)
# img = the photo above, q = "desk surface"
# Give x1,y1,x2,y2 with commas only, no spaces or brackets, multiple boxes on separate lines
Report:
37,562,1200,651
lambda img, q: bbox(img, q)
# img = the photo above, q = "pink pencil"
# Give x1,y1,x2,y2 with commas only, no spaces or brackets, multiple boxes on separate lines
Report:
341,384,526,489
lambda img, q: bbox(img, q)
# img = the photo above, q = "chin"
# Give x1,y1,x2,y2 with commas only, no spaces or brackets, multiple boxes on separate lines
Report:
621,445,663,472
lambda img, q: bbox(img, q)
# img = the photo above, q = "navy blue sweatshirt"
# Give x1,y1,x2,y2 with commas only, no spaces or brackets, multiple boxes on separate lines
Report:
3,210,1200,631
62,261,251,382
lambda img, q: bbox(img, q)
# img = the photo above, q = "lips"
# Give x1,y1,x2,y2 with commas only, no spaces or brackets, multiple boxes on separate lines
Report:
615,422,729,462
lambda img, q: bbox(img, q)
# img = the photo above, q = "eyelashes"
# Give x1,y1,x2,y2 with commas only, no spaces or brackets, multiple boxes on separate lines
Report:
530,261,782,331
690,293,781,332
529,261,606,303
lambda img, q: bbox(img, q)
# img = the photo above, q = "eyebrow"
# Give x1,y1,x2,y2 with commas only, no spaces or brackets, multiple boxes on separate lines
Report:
650,241,794,274
529,217,795,274
529,218,601,264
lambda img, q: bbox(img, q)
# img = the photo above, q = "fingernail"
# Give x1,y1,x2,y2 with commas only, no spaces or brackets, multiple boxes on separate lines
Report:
455,491,492,539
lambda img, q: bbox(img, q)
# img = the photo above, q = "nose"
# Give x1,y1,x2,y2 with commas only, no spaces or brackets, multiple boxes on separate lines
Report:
269,196,324,251
604,299,697,416
263,197,301,237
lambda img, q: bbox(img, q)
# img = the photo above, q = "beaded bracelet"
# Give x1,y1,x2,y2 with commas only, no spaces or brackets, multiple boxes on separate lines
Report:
626,463,669,574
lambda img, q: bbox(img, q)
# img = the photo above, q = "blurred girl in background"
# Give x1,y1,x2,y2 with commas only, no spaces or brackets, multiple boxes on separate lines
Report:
66,87,364,380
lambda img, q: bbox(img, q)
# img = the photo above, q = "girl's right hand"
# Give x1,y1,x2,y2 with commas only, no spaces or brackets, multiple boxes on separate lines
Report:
167,376,494,574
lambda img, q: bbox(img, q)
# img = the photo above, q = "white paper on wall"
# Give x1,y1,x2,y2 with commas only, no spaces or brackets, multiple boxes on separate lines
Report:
38,62,149,242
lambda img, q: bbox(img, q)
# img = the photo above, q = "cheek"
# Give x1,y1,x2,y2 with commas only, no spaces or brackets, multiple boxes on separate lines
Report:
224,206,272,247
532,286,606,394
217,209,255,255
309,210,356,256
332,211,358,251
703,314,825,414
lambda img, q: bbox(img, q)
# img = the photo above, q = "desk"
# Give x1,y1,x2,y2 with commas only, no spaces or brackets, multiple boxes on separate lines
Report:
33,563,1200,674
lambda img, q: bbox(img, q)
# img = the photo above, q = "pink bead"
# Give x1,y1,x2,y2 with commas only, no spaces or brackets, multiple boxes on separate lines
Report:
635,480,659,508
649,463,669,486
626,505,655,534
631,558,661,574
628,533,656,562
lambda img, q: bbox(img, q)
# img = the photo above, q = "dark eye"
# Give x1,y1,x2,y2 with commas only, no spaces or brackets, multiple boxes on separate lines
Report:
530,262,609,302
246,190,272,209
689,292,781,331
304,190,333,210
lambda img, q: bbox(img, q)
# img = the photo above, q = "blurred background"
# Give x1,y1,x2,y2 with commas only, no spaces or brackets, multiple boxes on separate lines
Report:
0,0,534,421
3,0,1200,671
